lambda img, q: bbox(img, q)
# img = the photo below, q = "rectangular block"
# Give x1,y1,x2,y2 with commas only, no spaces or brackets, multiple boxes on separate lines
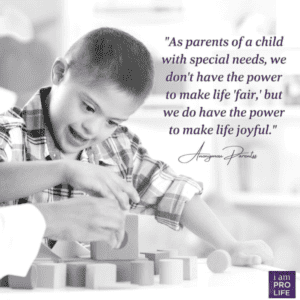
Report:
91,214,138,261
36,263,67,288
171,256,198,280
86,264,116,288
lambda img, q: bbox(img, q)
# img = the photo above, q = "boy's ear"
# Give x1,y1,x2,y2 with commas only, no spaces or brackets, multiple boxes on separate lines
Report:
51,58,68,85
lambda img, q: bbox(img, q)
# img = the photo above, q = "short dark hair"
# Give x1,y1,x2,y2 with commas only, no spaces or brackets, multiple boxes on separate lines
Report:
65,27,154,101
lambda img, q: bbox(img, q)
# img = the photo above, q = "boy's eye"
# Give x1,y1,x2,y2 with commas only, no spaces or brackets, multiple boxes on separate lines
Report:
107,120,119,127
83,102,95,113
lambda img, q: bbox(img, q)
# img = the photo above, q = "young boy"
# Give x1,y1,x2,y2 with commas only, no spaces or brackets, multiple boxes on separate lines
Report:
0,28,273,266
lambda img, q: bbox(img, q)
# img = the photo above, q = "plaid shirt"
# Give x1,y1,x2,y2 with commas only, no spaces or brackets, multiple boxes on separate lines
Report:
0,87,202,230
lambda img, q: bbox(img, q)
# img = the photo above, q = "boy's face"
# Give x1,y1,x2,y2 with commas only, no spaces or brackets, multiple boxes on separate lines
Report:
49,60,141,156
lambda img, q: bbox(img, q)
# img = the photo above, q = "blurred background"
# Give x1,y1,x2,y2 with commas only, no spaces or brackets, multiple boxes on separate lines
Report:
1,0,300,271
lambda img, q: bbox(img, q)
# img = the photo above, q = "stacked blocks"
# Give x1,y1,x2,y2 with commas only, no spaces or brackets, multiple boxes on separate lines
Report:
91,214,138,260
207,250,231,273
36,263,67,288
8,264,38,289
141,251,170,275
131,261,154,286
159,259,184,285
90,214,141,283
0,213,201,290
86,264,117,289
141,251,197,283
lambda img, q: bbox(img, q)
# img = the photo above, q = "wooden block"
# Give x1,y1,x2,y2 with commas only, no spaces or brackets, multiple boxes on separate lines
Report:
102,260,132,282
66,262,91,287
61,257,95,263
52,241,90,259
86,264,116,289
159,259,184,285
36,263,66,288
207,250,231,273
91,214,138,261
8,264,38,289
141,251,170,275
131,261,154,286
103,259,147,282
35,243,62,263
0,276,9,287
157,249,179,258
171,256,198,280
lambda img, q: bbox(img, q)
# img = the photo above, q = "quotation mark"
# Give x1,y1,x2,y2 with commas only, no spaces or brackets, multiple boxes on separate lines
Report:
165,37,169,41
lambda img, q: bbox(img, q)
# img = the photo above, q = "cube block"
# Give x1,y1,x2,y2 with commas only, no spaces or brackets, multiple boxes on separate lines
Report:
36,263,67,288
91,215,138,261
86,264,117,288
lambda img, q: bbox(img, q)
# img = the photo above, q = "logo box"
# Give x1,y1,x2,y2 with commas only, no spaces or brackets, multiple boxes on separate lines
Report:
269,271,295,298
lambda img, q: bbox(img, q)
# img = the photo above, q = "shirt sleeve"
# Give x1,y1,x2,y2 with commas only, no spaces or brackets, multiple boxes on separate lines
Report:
0,124,11,162
0,108,25,163
129,133,203,231
0,204,46,279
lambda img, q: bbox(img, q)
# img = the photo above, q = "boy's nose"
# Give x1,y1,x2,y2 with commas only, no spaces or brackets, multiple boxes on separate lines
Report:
81,118,110,142
82,118,103,138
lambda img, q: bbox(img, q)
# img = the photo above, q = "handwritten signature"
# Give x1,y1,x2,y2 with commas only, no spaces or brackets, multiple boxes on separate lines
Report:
178,141,257,165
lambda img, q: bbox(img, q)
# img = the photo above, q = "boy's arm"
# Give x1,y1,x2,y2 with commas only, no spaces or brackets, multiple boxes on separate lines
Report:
0,161,66,202
180,195,274,266
0,161,139,209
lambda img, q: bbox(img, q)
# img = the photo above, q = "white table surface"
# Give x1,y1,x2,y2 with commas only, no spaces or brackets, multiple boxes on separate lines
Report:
0,259,299,300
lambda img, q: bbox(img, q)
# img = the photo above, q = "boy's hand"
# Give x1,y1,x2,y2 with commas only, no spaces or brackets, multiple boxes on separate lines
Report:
229,240,274,266
63,161,140,210
35,197,126,248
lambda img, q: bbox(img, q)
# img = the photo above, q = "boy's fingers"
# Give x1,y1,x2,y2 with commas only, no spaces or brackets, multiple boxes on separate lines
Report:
234,253,262,266
115,227,126,249
264,256,274,266
109,234,118,249
101,189,117,202
116,191,130,210
110,189,130,210
250,255,262,265
122,183,140,204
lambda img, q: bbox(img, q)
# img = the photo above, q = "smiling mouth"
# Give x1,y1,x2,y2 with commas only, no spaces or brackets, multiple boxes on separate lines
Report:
69,126,88,144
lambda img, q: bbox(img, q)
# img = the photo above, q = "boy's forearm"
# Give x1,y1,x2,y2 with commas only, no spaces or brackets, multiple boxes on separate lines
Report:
180,194,237,253
0,161,67,202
